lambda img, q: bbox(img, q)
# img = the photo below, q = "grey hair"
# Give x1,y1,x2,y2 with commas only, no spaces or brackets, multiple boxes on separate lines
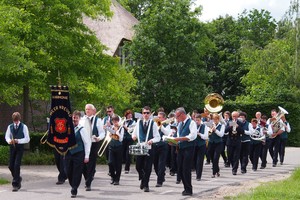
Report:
85,104,95,110
175,107,186,115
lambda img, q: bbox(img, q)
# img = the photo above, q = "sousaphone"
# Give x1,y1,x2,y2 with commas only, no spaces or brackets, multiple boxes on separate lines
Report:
204,93,224,113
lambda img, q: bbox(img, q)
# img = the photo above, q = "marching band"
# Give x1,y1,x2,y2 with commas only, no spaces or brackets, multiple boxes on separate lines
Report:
5,95,292,198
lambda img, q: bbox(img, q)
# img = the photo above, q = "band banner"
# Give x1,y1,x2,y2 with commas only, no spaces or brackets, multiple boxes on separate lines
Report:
47,85,76,155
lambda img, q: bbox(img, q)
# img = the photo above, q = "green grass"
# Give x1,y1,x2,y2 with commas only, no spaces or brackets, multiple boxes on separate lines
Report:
225,168,300,200
0,178,9,185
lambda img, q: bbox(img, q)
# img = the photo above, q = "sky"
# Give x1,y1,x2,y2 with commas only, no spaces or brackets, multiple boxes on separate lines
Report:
196,0,292,22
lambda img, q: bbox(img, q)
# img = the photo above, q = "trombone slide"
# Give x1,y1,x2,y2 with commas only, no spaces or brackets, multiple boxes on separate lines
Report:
98,132,112,157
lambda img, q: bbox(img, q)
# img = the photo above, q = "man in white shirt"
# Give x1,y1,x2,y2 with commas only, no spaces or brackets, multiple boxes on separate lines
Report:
5,112,30,192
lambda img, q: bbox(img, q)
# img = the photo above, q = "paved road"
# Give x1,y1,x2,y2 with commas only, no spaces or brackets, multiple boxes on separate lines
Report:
0,147,299,200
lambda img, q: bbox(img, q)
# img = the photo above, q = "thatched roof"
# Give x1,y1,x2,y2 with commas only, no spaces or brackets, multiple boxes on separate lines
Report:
83,0,139,56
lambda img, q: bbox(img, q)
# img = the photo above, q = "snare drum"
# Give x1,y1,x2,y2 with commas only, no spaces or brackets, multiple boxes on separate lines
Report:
129,144,149,156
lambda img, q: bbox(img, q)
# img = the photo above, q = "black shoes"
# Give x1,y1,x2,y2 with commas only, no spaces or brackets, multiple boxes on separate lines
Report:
12,186,19,192
260,166,266,169
169,172,175,176
241,170,246,174
85,186,91,191
182,191,193,196
113,181,119,185
232,171,237,175
144,187,149,192
56,180,65,185
273,164,277,167
140,181,144,190
71,188,77,198
155,183,162,187
176,180,181,184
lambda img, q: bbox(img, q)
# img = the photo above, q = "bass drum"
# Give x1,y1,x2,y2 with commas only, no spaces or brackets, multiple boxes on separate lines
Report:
129,144,149,156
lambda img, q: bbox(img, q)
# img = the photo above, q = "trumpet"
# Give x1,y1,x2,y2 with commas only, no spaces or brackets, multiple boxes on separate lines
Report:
127,124,136,135
208,123,216,136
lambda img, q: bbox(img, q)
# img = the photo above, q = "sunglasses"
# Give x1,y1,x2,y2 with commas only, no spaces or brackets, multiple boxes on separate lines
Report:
143,112,150,114
107,110,112,113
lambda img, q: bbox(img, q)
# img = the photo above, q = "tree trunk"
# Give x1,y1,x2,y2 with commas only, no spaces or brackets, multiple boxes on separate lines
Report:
23,85,29,124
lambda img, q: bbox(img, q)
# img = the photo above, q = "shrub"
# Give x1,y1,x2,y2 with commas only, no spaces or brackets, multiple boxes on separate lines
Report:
0,145,9,165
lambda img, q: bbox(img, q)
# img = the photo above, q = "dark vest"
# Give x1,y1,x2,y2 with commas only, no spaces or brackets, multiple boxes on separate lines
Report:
155,124,168,147
195,124,206,147
103,116,112,126
209,124,223,144
69,126,84,155
92,116,99,137
138,120,154,142
124,119,134,139
280,122,288,139
241,121,250,142
10,123,24,139
178,118,194,149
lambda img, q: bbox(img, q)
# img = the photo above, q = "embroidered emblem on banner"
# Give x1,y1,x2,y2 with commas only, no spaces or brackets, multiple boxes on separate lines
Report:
55,118,67,133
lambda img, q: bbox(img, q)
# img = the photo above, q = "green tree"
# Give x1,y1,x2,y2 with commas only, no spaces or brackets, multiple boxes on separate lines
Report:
237,38,299,103
0,0,136,123
205,16,243,100
116,0,151,20
128,0,212,112
238,9,277,48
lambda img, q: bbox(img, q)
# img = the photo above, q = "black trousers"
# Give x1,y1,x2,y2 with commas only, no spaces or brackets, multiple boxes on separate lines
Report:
240,142,250,172
177,146,194,194
205,142,211,163
109,145,123,182
54,150,67,182
227,142,241,173
9,144,24,187
221,136,228,163
195,145,206,180
209,142,222,175
64,151,85,191
122,138,133,171
153,144,168,184
169,146,177,174
83,142,100,187
136,149,154,188
249,143,262,170
269,136,280,165
260,139,271,167
279,138,287,163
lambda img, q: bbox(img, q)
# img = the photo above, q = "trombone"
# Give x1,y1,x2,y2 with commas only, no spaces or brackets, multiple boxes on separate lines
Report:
98,118,125,157
98,130,112,157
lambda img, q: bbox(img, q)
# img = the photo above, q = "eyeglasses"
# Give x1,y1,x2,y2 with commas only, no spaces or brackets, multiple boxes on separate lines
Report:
143,112,150,115
175,113,182,119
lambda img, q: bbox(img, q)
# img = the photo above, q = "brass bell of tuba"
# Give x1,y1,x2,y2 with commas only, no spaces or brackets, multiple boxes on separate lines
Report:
204,93,224,113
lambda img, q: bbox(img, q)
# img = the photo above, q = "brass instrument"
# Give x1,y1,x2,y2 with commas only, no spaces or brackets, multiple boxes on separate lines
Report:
98,130,112,157
208,123,216,136
229,121,237,135
250,129,266,141
127,124,136,135
154,117,175,128
270,106,289,136
98,118,124,157
204,93,224,113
